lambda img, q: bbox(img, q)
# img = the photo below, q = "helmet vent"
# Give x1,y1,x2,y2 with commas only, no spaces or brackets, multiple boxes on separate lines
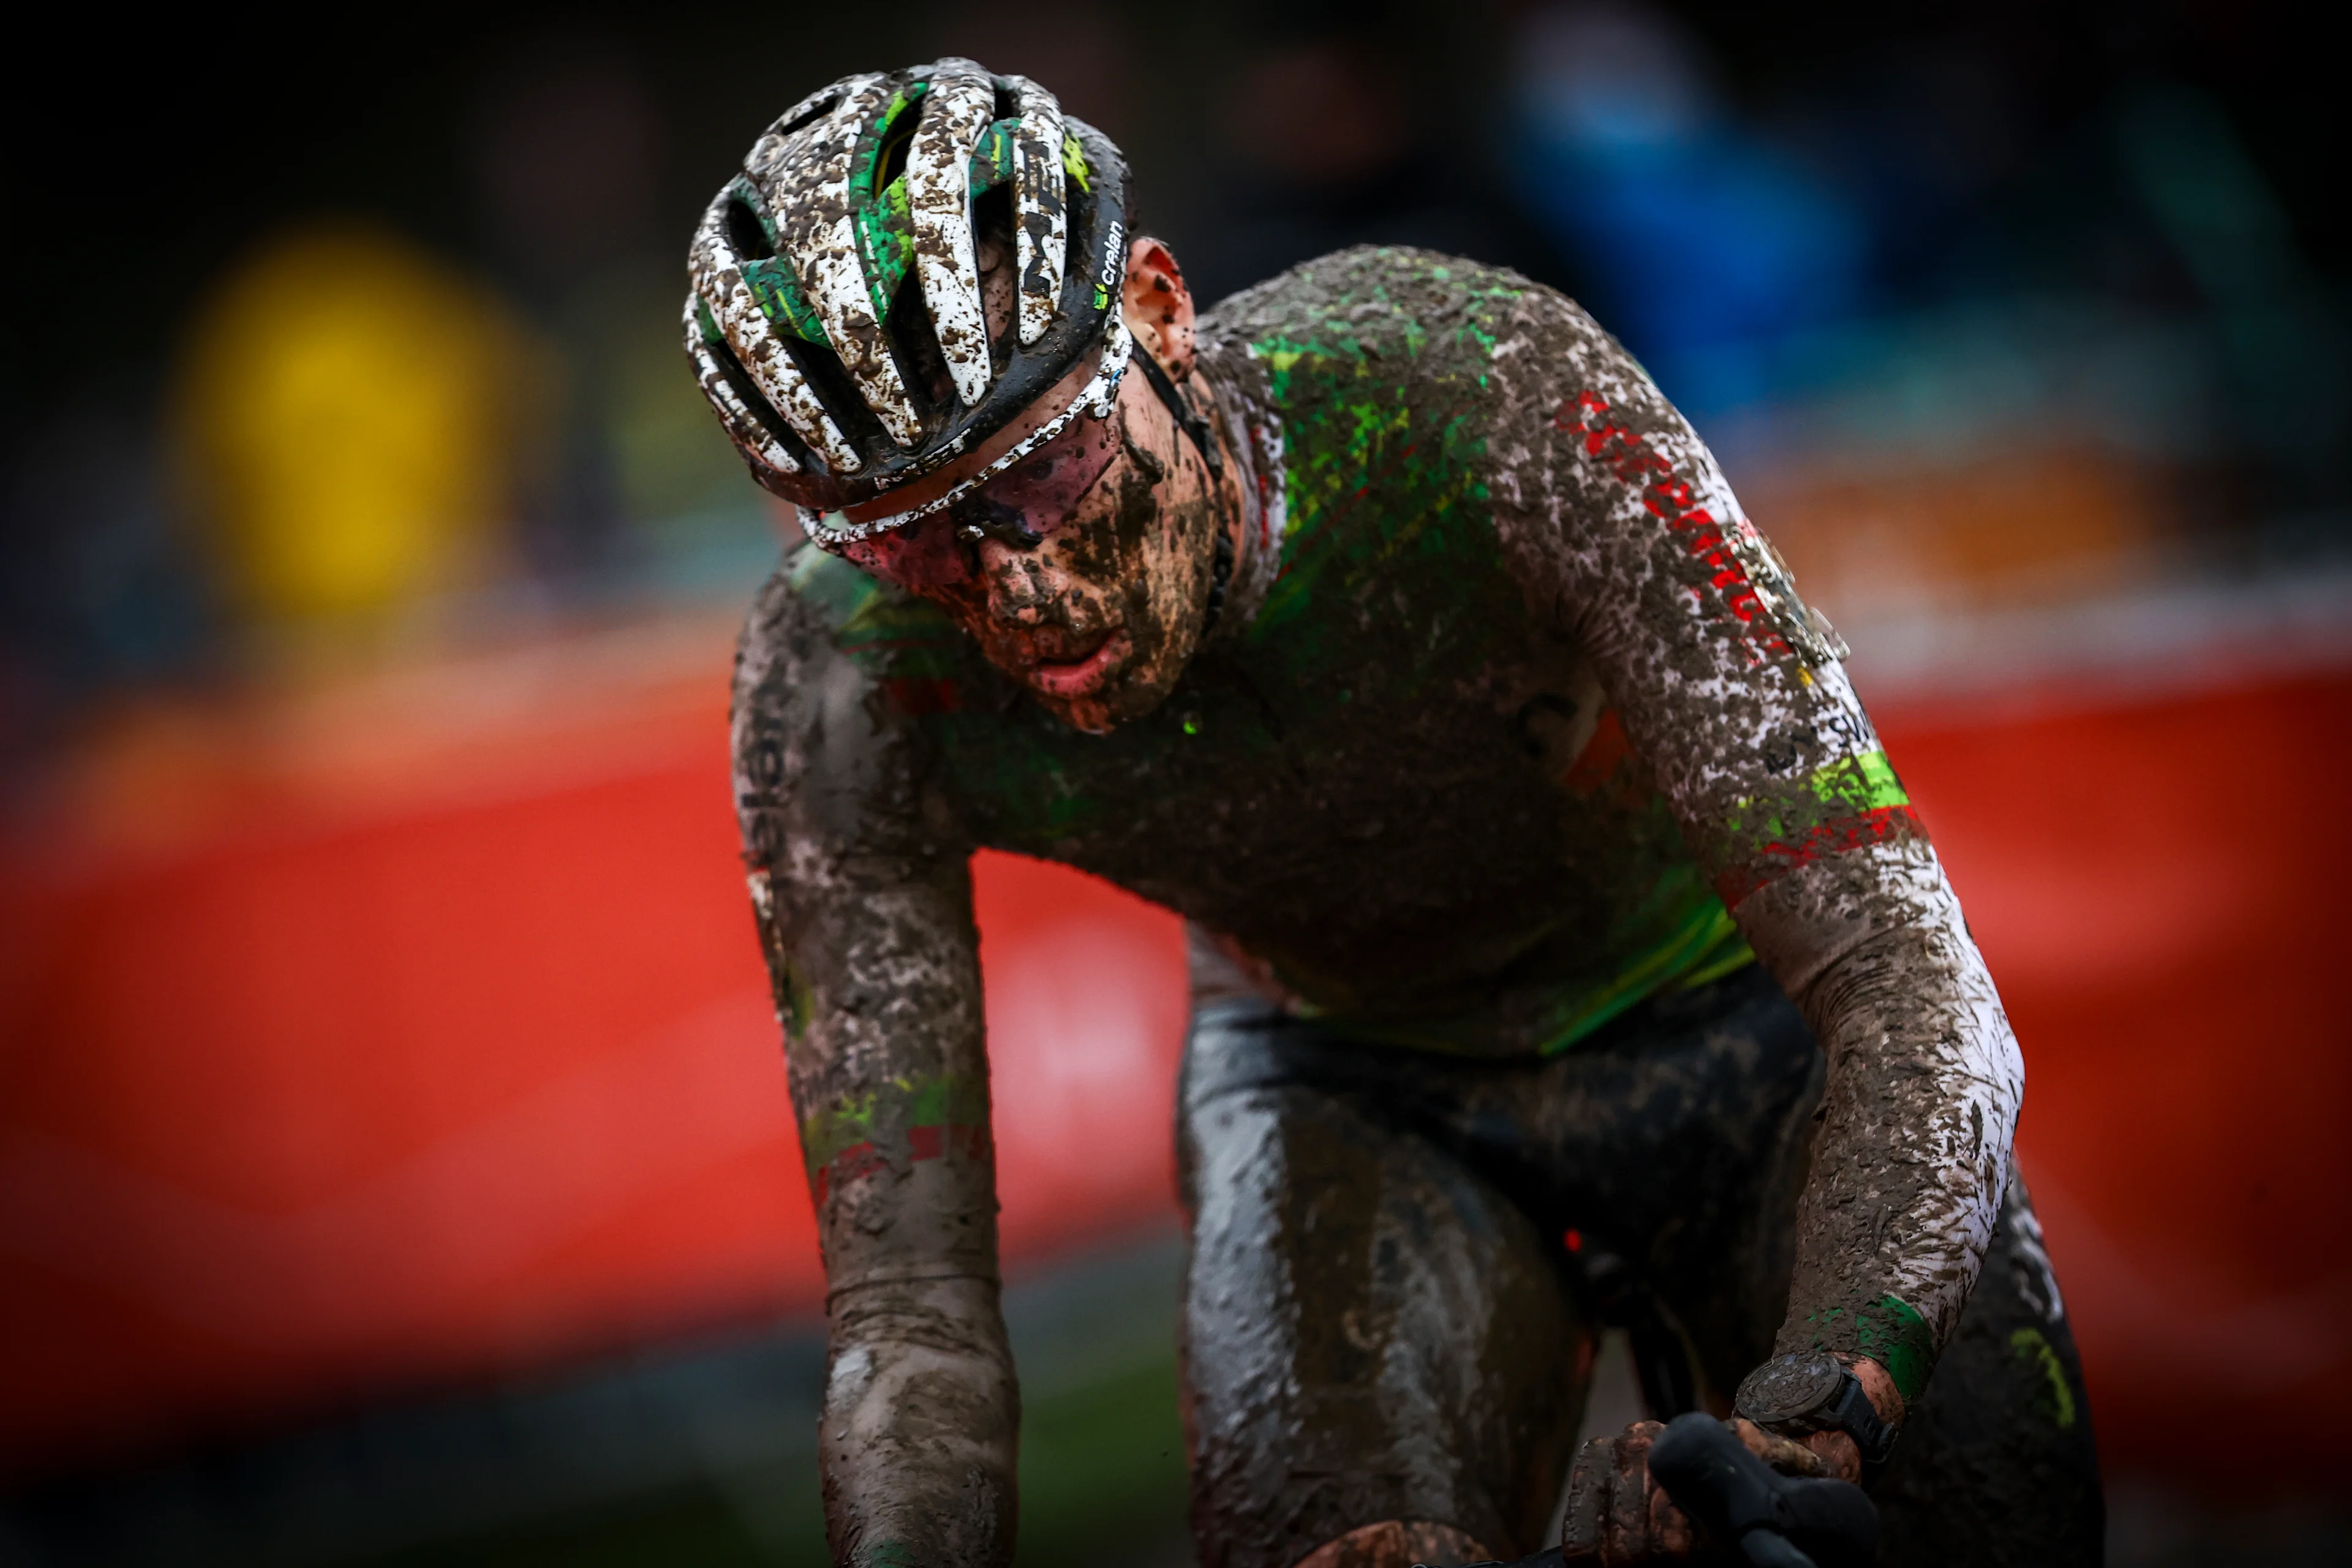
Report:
888,266,958,426
704,329,812,469
969,183,1018,374
776,92,841,140
780,332,890,453
873,95,924,193
725,198,774,261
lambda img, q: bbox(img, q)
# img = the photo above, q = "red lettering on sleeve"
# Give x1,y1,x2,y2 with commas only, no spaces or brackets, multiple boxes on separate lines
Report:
1557,387,1801,666
1555,391,1611,429
1584,423,1634,457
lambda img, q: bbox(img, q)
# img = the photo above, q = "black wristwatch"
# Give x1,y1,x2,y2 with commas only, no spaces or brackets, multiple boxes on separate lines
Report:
1734,1351,1897,1470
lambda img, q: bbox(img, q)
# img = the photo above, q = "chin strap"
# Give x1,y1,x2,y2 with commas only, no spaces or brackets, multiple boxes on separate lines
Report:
1132,346,1223,478
1133,346,1236,640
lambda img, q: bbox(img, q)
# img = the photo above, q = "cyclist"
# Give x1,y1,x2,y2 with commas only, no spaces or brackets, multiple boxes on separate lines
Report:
687,59,2101,1568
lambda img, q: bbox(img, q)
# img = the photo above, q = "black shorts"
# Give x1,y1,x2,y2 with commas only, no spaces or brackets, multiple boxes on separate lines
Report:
1175,963,2102,1568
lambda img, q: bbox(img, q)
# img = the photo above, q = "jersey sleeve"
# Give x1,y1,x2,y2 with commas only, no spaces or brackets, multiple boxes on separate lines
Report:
1480,289,2022,1408
731,558,1000,1295
732,558,1021,1562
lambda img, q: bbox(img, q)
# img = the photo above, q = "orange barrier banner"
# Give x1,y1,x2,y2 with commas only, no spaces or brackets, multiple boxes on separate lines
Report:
2,653,2345,1488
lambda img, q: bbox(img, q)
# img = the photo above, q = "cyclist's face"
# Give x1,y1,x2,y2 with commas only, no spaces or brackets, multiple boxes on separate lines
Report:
839,364,1219,734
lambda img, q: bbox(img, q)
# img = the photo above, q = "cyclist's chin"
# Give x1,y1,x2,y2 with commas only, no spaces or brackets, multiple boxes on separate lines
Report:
1015,627,1184,734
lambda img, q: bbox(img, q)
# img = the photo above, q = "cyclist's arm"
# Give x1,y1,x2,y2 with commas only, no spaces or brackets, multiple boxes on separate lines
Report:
1486,292,2021,1433
732,566,1016,1567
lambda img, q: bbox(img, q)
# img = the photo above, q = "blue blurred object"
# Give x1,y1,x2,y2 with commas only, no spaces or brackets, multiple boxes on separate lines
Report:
1510,4,1869,411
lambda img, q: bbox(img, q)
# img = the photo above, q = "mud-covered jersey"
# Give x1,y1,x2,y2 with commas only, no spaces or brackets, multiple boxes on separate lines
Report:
782,418,1751,1056
733,247,2021,1406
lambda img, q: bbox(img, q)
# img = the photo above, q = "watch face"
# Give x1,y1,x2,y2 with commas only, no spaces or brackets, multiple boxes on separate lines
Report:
1735,1351,1847,1427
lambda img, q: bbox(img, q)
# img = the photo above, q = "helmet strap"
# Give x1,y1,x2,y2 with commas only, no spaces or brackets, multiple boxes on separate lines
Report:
1130,346,1223,480
1130,347,1237,643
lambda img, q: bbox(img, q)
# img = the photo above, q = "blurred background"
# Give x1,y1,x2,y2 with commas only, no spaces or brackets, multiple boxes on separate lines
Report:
2,2,2346,1564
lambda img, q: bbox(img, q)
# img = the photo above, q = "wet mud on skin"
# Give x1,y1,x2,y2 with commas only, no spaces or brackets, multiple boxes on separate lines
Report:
731,247,2040,1562
910,395,1229,736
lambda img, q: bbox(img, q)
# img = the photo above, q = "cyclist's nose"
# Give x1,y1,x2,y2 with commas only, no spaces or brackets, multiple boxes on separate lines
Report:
977,540,1050,627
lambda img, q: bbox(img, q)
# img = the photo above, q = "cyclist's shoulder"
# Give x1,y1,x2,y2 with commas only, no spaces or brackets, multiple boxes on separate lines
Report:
1202,246,1550,359
1198,247,1618,440
736,544,971,713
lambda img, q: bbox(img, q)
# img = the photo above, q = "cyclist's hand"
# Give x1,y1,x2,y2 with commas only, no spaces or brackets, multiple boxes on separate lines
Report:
1559,1418,1826,1563
819,1278,1020,1567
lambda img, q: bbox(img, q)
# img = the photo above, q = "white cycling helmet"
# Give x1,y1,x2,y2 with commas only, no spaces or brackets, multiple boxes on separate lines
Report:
684,59,1134,543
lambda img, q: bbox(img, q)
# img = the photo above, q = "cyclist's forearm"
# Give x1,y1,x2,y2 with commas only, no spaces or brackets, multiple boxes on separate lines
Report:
733,570,1001,1289
757,865,1001,1286
733,571,1017,1565
1481,291,2021,1409
750,865,1017,1568
1744,848,2023,1409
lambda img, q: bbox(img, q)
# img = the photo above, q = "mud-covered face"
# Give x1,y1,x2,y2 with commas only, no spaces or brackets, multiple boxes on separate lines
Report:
884,368,1217,733
834,227,1218,733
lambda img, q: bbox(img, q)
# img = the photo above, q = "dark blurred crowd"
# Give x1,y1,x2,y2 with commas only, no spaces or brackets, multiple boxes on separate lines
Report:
3,0,2343,760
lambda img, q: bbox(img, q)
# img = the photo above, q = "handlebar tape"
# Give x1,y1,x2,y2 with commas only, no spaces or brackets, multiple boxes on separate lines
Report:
1648,1413,1877,1568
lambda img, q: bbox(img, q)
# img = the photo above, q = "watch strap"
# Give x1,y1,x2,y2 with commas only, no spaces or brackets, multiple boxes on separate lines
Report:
1734,1351,1896,1468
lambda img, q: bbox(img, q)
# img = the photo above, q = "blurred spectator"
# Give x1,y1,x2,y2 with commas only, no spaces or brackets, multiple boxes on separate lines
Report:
0,407,212,766
2107,82,2349,518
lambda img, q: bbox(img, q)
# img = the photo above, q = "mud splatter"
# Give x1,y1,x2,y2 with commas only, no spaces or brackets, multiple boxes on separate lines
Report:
729,244,2032,1559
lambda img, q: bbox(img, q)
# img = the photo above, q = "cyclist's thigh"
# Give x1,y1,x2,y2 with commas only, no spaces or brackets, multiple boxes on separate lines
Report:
1543,967,1828,1404
1871,1166,2104,1567
1178,1006,1588,1568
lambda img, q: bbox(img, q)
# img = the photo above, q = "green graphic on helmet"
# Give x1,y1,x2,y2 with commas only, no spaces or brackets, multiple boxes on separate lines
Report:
850,81,927,322
723,181,831,347
966,119,1017,196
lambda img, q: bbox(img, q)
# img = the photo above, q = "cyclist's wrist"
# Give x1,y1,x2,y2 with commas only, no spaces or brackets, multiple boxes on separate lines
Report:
1843,1353,1905,1426
1735,1349,1905,1480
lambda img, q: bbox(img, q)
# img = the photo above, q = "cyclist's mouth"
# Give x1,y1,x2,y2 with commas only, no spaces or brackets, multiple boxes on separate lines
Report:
1027,629,1126,698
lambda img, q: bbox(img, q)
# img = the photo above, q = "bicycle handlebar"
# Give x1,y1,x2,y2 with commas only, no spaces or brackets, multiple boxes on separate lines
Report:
1646,1413,1877,1568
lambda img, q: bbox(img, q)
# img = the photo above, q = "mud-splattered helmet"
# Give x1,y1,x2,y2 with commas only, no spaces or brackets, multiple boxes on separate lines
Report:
684,59,1133,546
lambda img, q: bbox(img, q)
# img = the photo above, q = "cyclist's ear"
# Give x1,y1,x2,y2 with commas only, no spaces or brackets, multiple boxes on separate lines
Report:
1122,236,1196,382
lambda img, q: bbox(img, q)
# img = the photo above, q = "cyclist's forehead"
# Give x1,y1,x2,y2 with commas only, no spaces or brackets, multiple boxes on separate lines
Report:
845,409,1127,593
839,353,1103,527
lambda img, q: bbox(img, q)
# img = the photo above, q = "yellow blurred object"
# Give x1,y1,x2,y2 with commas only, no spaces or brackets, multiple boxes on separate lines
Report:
178,227,537,624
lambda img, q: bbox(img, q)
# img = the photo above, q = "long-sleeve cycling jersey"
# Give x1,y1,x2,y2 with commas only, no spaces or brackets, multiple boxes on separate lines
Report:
731,250,2022,1518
